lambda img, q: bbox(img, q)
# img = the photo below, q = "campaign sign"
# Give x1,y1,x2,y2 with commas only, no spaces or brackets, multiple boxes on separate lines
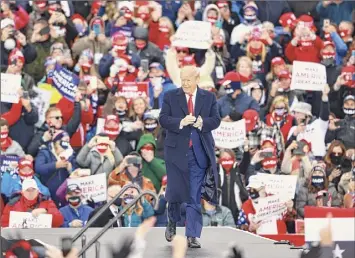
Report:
291,61,326,91
254,195,287,222
9,211,52,228
256,174,298,199
0,155,20,178
67,173,107,204
172,21,212,49
31,87,52,128
212,120,246,149
1,73,21,103
110,25,133,41
52,64,80,102
115,82,149,104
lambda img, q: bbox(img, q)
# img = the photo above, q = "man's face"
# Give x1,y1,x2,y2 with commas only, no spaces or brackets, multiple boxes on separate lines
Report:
251,88,262,102
23,188,39,200
33,23,49,42
339,22,352,35
149,68,163,78
294,111,307,124
181,66,199,94
46,110,63,128
66,191,81,201
279,78,291,89
0,125,9,134
344,99,355,109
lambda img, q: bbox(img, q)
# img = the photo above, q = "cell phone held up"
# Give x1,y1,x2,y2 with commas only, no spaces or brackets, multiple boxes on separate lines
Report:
259,151,273,158
141,59,149,73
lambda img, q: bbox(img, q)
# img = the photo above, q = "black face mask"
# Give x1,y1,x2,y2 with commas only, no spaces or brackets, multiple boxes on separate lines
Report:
97,89,109,105
321,58,335,67
343,107,355,116
330,154,343,165
116,109,126,118
311,176,325,188
248,190,259,200
68,196,81,207
113,198,122,206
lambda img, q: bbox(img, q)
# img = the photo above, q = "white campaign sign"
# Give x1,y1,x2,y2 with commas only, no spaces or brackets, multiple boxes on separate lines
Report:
256,216,278,235
172,21,212,49
9,211,52,228
254,195,287,222
96,118,106,135
67,174,107,204
31,87,52,128
291,61,326,91
257,174,298,199
1,73,21,103
212,120,246,149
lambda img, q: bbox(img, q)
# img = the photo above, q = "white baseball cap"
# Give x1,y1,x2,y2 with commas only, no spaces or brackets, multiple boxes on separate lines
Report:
1,18,15,29
22,178,39,191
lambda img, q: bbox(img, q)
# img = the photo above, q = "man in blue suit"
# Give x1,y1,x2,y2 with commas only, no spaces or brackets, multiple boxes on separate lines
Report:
159,65,221,248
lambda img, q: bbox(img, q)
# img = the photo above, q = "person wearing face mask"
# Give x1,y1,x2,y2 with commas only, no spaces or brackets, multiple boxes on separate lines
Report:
59,184,94,228
285,15,324,63
322,23,348,66
216,1,240,48
136,134,166,192
108,153,156,194
49,41,73,68
266,96,296,143
0,118,25,157
237,176,293,234
1,178,64,228
325,95,355,149
218,72,260,121
71,13,89,39
210,33,231,86
0,18,37,70
35,130,77,207
230,2,262,47
105,55,138,88
1,157,50,200
147,62,176,109
316,1,355,26
244,79,267,118
296,164,341,218
266,57,287,88
128,26,165,68
201,199,235,227
276,12,297,50
218,149,249,224
76,134,123,177
120,186,155,227
338,21,353,48
72,16,111,67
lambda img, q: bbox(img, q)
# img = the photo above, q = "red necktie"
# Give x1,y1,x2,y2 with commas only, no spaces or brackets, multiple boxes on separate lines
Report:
188,94,193,147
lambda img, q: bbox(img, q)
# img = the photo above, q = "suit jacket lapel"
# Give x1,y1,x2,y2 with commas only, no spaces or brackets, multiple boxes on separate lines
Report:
177,88,188,115
195,87,205,117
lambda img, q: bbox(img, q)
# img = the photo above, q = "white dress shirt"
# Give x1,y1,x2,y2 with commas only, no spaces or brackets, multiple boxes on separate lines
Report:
185,88,197,113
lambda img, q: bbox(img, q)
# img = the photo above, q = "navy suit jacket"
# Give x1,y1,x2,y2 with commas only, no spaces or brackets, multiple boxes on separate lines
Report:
159,87,221,204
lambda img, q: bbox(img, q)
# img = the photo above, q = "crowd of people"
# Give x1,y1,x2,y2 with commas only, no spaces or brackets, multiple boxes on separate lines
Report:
0,0,354,251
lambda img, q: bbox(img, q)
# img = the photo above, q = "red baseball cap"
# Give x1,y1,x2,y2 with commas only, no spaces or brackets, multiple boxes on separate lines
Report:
277,70,291,80
323,41,335,49
242,109,259,132
218,71,240,87
216,1,228,8
279,12,297,29
271,57,285,67
18,158,33,170
105,115,120,124
261,138,276,148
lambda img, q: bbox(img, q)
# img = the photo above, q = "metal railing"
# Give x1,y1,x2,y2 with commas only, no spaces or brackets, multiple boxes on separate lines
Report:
77,189,158,256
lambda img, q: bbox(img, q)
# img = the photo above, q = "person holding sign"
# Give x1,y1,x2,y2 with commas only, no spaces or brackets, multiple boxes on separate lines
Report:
159,65,221,248
59,184,93,228
1,179,63,228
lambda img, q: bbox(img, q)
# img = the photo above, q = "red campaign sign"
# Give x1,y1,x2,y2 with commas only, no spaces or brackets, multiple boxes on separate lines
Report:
115,82,149,103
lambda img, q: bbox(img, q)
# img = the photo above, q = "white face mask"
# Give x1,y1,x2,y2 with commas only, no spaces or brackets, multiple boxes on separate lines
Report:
59,147,74,160
151,77,163,90
4,38,16,50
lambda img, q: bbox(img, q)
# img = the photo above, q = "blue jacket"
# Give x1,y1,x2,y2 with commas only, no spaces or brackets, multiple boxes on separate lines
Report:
59,204,94,228
149,78,177,109
1,173,50,198
330,32,348,66
217,93,260,118
98,53,141,79
122,201,154,227
316,1,355,25
34,147,77,206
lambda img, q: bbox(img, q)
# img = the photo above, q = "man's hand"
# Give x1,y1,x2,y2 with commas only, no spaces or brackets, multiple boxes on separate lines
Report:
56,160,69,169
43,130,53,142
70,219,83,228
21,97,32,112
322,1,333,7
328,118,340,131
222,115,233,122
287,141,298,152
180,114,196,128
249,221,261,232
328,168,341,182
150,2,162,22
286,200,294,212
193,116,203,130
141,149,154,163
32,208,47,217
251,150,263,164
87,136,98,148
15,31,27,46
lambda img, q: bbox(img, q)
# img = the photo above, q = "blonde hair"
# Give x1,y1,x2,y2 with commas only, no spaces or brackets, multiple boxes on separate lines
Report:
246,43,266,62
270,95,289,113
159,16,175,36
128,97,148,119
236,56,252,72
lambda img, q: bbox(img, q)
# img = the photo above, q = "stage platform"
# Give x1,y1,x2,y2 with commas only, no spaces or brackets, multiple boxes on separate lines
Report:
1,227,302,258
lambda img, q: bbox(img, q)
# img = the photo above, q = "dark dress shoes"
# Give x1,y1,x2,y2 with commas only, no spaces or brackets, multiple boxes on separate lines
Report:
165,221,176,242
187,237,201,248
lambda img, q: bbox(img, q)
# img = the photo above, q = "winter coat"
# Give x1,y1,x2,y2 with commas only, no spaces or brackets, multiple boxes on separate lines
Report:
71,36,112,60
148,78,177,109
329,32,348,66
127,42,165,68
285,36,324,63
165,48,216,87
59,204,94,228
121,200,154,227
1,195,64,228
296,182,342,218
316,1,355,25
27,101,81,157
280,151,313,179
98,52,141,79
0,140,25,157
202,205,236,227
0,43,37,70
1,173,50,198
136,134,166,192
56,98,94,148
325,115,355,149
76,143,123,177
148,21,171,51
34,146,77,207
255,1,291,25
217,93,260,118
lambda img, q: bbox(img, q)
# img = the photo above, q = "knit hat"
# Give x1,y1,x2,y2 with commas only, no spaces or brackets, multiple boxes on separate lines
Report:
216,0,228,8
1,18,15,29
242,109,259,132
279,12,297,29
8,48,25,65
143,112,157,121
271,57,285,67
292,102,312,117
118,1,134,12
219,71,240,87
72,13,86,23
323,41,335,49
249,27,262,41
297,14,315,30
50,42,64,54
52,130,69,143
243,2,258,13
133,26,149,41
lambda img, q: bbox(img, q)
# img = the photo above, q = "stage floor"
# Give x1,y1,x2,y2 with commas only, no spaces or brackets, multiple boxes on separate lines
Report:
1,227,302,258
